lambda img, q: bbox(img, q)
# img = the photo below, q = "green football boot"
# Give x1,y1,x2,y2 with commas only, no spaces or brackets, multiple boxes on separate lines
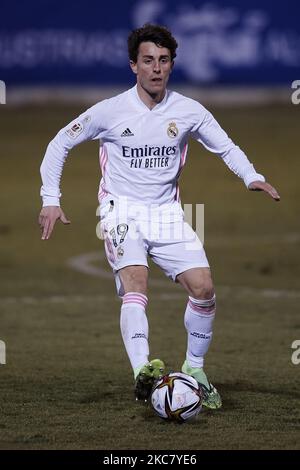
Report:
182,360,222,409
134,359,165,402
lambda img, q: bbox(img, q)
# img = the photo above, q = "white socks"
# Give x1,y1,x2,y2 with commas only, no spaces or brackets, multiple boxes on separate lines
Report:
120,292,216,375
184,295,216,369
120,292,149,372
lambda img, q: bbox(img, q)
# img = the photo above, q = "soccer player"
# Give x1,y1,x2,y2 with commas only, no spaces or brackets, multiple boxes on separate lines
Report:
39,24,280,409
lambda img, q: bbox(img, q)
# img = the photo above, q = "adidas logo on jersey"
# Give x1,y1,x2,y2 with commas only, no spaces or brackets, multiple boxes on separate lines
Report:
121,128,134,137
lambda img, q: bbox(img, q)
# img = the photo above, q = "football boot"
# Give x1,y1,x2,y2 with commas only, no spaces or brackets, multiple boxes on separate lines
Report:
182,360,222,409
134,359,165,402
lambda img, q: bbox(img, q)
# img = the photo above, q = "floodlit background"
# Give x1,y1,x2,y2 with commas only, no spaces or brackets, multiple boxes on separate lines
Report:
0,0,299,450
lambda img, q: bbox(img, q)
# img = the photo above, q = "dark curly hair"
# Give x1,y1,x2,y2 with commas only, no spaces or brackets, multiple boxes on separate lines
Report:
128,24,178,63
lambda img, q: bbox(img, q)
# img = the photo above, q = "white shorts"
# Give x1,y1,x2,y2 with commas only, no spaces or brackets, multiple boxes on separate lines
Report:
99,199,209,296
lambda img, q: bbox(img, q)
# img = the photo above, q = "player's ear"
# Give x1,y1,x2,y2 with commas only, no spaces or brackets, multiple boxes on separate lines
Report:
130,60,137,74
170,60,174,73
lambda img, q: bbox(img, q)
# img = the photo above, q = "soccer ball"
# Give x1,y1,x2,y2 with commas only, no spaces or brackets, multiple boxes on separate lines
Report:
150,372,204,423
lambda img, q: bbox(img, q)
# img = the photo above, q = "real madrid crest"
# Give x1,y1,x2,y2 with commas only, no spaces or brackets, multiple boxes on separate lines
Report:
167,122,178,138
117,247,124,258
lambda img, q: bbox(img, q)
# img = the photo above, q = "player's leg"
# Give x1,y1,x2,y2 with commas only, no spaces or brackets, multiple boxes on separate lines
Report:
177,266,215,375
101,207,165,401
176,267,222,409
149,219,221,409
101,209,156,396
118,265,165,400
106,258,166,402
118,265,150,375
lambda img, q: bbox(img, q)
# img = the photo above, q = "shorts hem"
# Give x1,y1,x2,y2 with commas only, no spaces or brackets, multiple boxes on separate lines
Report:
114,260,149,272
173,263,210,282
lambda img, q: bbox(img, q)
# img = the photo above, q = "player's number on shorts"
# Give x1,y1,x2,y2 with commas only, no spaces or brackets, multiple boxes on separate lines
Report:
117,224,128,243
109,224,128,246
109,228,118,247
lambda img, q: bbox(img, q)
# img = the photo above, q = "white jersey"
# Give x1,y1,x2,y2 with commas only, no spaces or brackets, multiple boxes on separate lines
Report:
40,85,265,207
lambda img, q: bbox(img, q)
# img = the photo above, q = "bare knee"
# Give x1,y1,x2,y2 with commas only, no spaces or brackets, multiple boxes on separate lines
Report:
177,268,214,300
118,265,148,295
189,280,214,300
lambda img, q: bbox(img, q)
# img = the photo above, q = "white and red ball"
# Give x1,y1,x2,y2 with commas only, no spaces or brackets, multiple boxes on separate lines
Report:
151,372,204,423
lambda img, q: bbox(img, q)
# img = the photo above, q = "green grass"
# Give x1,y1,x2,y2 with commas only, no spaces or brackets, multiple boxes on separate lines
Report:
0,103,299,449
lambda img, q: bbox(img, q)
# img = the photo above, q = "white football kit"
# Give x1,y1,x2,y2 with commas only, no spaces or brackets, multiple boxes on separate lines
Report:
40,85,265,293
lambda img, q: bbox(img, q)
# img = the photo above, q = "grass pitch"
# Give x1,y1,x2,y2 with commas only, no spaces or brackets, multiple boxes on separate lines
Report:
0,102,299,450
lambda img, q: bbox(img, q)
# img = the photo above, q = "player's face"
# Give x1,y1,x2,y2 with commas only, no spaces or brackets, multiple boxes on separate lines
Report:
130,42,173,97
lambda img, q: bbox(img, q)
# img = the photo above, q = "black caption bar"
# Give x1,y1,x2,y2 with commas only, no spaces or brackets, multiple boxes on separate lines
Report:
0,450,297,466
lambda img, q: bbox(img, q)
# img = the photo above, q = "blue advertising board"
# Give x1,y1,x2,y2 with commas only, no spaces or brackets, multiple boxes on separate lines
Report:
0,0,299,85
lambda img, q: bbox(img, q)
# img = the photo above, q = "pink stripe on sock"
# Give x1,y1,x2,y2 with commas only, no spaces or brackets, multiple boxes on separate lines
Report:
189,303,215,312
124,292,147,300
123,296,147,303
123,295,147,304
122,293,148,309
188,300,215,315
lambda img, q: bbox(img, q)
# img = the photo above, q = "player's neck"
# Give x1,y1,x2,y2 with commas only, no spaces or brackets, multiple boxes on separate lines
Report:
136,83,166,110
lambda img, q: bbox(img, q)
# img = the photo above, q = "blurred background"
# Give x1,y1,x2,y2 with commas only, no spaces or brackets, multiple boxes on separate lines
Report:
1,0,300,104
0,0,300,451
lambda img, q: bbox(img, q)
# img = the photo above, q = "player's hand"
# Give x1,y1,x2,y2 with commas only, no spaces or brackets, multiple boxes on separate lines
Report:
38,206,71,240
248,181,280,201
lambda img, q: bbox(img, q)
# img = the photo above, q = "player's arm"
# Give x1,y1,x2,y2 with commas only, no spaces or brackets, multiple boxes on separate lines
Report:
191,109,280,201
39,103,106,240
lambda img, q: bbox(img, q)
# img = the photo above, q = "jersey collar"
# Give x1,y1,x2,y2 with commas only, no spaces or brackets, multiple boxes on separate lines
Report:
130,85,169,111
